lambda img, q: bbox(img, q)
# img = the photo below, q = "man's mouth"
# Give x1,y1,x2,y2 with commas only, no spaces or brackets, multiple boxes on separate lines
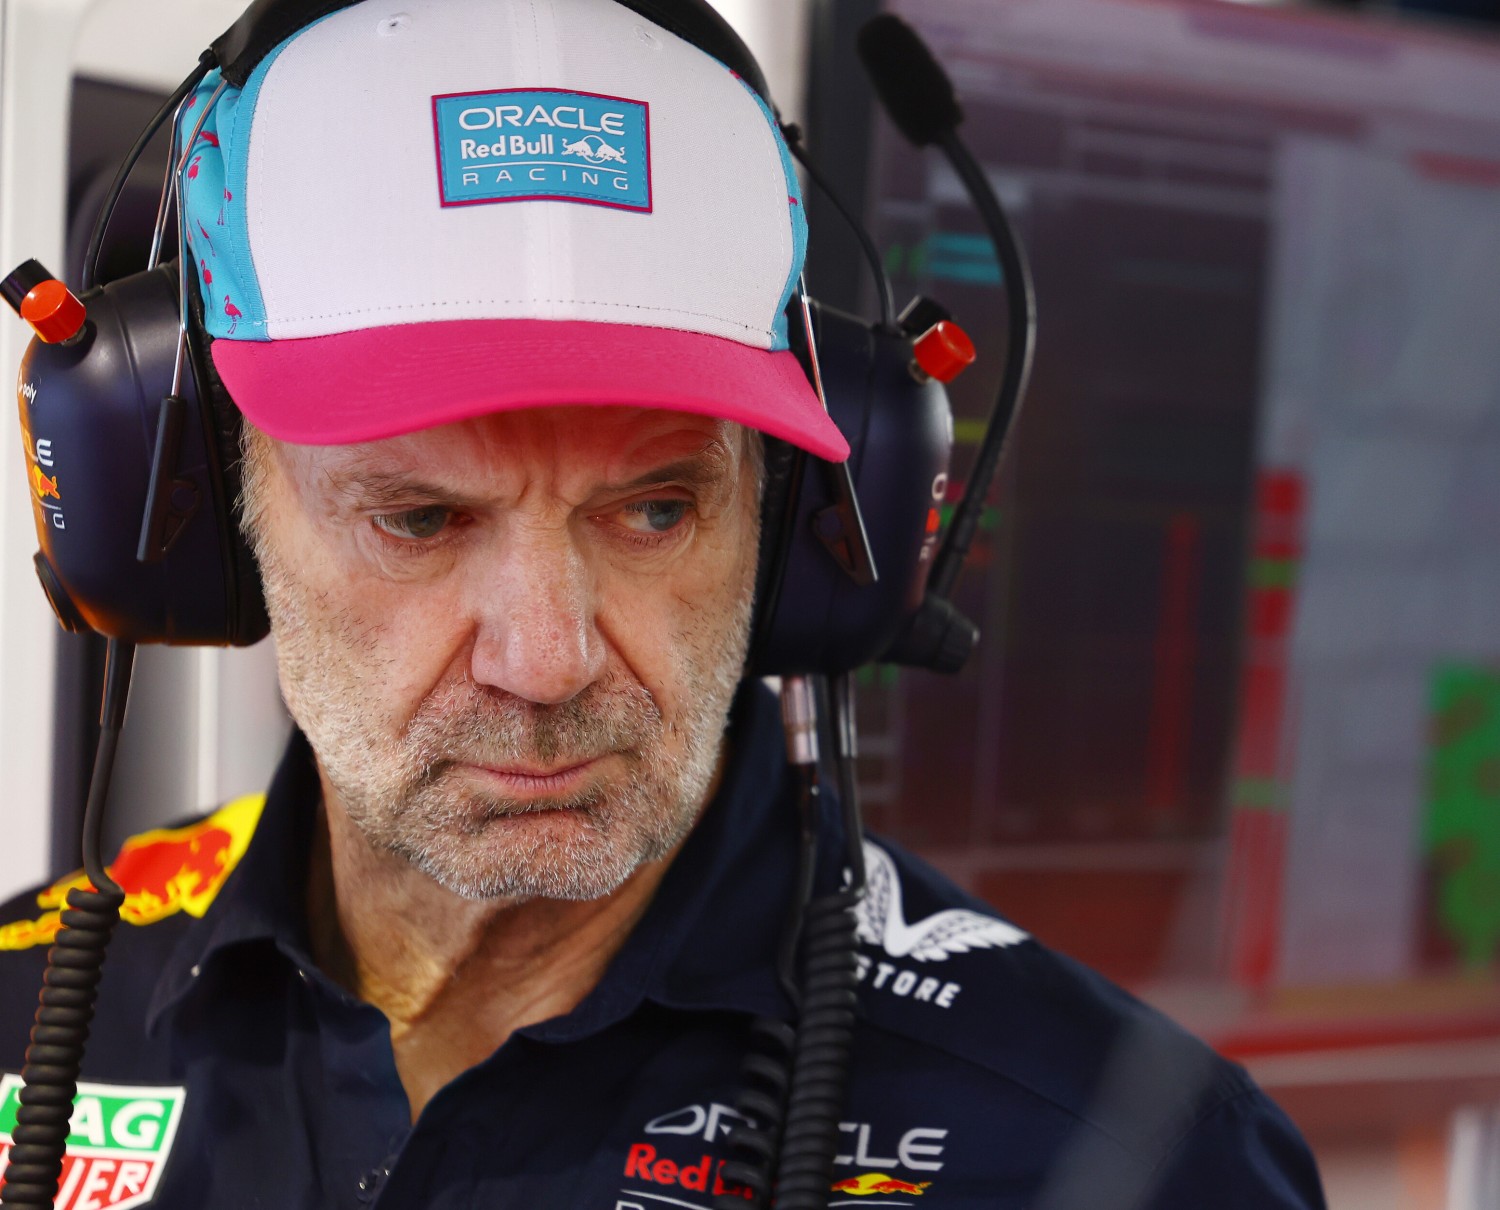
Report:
455,757,603,797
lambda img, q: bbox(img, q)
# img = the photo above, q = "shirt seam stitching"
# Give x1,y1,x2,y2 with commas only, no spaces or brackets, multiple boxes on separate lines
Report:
1145,1084,1265,1180
851,1015,1152,1163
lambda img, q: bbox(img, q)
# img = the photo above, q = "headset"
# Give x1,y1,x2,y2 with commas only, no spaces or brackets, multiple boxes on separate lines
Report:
0,3,1035,1207
4,0,965,677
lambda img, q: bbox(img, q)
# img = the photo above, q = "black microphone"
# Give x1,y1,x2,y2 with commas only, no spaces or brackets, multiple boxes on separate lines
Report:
858,12,1039,673
855,14,963,147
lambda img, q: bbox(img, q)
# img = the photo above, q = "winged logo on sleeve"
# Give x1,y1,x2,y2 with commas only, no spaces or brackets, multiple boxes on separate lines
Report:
855,842,1030,962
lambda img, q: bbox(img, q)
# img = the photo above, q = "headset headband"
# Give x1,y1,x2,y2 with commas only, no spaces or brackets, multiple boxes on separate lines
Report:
209,0,771,99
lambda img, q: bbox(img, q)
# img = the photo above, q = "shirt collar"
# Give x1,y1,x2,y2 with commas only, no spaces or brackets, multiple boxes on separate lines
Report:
523,678,807,1040
150,680,820,1035
148,726,323,1030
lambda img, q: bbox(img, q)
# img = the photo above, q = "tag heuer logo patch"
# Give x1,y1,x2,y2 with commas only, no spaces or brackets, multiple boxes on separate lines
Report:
0,1075,185,1209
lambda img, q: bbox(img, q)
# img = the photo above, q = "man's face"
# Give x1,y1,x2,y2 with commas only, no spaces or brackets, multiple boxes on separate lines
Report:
242,407,762,902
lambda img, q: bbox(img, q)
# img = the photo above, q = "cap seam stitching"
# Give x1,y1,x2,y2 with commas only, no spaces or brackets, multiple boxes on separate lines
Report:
249,300,774,338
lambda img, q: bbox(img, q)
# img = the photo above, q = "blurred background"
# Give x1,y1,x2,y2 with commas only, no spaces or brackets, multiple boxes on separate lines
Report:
1,0,1498,1205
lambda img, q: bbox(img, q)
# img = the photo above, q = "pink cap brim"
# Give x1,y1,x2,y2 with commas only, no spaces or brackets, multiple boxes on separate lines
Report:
211,319,850,461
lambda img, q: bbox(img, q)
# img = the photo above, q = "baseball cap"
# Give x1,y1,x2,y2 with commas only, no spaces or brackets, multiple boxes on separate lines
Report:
180,0,850,461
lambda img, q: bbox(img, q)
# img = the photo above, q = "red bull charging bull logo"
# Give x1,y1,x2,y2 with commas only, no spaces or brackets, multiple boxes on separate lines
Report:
28,464,59,501
831,1173,934,1197
0,794,264,951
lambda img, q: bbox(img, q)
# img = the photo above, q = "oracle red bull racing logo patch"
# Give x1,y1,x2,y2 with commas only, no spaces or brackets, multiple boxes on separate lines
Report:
0,1076,184,1209
432,87,651,212
0,794,264,951
617,1102,946,1208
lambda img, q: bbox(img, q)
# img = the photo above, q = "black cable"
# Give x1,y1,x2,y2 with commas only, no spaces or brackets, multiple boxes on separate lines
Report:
771,676,865,1209
770,886,860,1209
81,54,214,293
777,774,821,1009
717,762,819,1210
1,640,135,1209
831,673,866,894
717,679,869,1210
782,124,897,332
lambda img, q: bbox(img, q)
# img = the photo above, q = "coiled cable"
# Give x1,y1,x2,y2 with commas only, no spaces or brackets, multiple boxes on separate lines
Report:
717,1015,796,1206
770,885,860,1208
773,674,865,1209
1,641,135,1208
715,675,868,1209
716,757,820,1210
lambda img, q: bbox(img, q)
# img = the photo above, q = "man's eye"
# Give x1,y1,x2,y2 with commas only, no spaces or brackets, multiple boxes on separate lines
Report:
619,500,689,534
371,506,452,541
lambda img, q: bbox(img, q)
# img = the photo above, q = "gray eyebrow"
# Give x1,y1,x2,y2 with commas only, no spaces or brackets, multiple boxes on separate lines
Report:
321,447,737,509
610,454,734,495
320,469,476,509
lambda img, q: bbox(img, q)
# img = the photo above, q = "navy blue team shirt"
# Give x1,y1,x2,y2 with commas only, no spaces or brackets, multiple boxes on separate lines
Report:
0,682,1325,1208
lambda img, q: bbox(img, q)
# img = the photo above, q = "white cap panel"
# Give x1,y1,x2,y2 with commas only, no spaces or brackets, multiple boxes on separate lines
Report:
240,0,794,346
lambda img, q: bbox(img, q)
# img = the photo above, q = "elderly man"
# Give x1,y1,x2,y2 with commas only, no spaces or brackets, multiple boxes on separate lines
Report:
0,0,1326,1207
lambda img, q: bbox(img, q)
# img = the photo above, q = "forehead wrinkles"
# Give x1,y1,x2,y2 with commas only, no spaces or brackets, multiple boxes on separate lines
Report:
301,415,748,511
591,417,742,492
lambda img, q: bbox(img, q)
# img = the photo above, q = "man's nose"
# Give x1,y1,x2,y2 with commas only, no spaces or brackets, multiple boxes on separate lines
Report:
468,528,607,705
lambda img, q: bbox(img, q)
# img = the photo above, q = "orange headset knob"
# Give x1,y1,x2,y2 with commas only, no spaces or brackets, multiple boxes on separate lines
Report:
20,278,88,344
910,319,975,385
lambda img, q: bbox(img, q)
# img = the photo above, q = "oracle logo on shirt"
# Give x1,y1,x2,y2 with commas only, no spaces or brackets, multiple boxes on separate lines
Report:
617,1101,948,1208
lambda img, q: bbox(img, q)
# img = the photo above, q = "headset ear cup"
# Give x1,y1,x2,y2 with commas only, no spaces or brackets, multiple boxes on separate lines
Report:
749,437,803,670
749,301,955,675
748,294,821,674
184,267,270,646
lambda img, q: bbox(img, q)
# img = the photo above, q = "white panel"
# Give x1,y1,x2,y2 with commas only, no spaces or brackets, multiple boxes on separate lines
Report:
0,0,293,891
0,0,95,901
74,0,252,91
101,643,290,849
711,0,811,123
249,0,793,346
1448,1103,1500,1210
205,643,290,807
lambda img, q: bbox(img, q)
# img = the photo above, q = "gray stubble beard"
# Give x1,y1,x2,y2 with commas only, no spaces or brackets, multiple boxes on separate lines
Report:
243,434,758,902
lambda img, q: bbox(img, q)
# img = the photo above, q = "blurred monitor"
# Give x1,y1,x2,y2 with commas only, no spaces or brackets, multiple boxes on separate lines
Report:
805,0,1500,1039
